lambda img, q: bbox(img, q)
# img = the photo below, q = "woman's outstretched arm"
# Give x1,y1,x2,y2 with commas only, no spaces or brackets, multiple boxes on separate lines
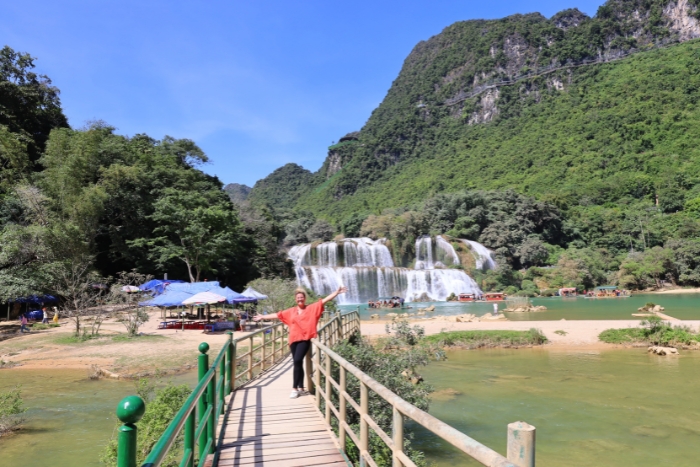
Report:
253,312,279,322
322,286,348,304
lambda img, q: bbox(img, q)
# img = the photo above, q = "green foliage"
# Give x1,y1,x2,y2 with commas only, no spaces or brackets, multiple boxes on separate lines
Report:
102,382,191,467
422,328,547,347
30,323,60,330
599,317,700,346
332,336,433,467
0,385,26,435
245,277,298,314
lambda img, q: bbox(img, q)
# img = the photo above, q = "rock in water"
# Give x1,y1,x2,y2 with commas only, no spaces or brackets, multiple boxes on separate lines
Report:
648,346,679,356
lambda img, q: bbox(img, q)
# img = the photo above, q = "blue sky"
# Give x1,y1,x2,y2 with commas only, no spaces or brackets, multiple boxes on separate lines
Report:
4,0,606,187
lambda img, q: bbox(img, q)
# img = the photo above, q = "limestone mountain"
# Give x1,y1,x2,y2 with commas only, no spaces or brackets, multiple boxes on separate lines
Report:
223,183,251,205
247,0,700,225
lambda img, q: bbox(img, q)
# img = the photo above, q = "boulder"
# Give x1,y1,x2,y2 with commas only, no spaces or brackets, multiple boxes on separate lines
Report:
370,314,379,320
386,313,398,318
648,346,679,356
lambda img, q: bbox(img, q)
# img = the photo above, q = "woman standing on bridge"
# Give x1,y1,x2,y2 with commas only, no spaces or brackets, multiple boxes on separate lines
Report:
254,286,347,399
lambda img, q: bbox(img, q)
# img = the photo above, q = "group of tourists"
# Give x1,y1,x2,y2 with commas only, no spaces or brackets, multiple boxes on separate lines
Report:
19,307,59,333
367,296,404,309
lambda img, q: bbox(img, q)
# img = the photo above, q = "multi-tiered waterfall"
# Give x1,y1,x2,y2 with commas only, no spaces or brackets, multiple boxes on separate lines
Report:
289,236,497,304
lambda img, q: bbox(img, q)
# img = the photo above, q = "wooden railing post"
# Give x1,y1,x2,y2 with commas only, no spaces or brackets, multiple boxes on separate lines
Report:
261,329,267,371
360,381,369,466
313,346,320,405
339,366,347,452
247,336,253,381
393,407,404,467
219,356,225,414
306,346,314,395
507,421,535,467
325,352,332,424
207,367,216,454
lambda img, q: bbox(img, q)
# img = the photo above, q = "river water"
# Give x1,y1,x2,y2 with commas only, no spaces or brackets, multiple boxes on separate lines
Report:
0,369,197,466
415,348,700,467
342,292,700,320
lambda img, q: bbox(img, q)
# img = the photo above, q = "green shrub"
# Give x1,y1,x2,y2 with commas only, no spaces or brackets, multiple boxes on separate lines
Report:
422,329,547,348
102,382,191,466
599,318,700,346
0,385,26,435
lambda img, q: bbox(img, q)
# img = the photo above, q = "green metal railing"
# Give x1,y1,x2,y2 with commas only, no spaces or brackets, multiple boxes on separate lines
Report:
113,320,290,467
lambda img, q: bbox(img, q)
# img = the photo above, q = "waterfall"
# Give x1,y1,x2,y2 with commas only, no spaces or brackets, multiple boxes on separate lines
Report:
289,236,487,304
463,240,497,270
415,236,434,270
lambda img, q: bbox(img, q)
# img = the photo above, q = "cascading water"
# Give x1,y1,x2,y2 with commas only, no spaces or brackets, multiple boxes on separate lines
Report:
462,240,497,270
289,236,492,304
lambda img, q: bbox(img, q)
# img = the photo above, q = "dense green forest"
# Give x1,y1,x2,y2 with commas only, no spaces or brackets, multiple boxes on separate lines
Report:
0,46,290,302
246,0,700,292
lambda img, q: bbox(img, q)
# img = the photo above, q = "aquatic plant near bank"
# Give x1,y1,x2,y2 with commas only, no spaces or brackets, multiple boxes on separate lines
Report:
0,385,26,436
599,316,700,347
422,329,548,348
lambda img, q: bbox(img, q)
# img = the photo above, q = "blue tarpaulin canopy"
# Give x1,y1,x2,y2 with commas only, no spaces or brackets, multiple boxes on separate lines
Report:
10,295,58,304
139,281,257,307
140,279,187,296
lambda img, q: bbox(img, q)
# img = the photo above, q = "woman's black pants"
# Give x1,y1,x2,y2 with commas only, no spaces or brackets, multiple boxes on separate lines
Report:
290,340,311,389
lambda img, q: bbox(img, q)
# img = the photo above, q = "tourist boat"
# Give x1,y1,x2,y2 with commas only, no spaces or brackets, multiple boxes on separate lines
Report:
484,292,506,301
458,293,476,302
585,286,631,298
558,287,577,297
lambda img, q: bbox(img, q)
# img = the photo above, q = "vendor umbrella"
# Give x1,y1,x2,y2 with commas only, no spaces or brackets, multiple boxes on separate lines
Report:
182,292,227,305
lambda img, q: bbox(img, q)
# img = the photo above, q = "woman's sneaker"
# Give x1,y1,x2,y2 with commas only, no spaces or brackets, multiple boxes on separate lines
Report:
289,390,299,399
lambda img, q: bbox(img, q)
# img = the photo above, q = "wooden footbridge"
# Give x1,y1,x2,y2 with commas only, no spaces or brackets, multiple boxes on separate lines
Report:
114,311,536,467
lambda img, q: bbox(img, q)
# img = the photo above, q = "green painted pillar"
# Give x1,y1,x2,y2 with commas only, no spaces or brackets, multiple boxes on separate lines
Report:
197,342,209,459
184,409,195,467
207,368,216,453
226,332,233,394
116,395,146,467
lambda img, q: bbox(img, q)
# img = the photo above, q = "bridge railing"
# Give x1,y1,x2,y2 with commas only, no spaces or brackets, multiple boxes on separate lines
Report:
309,312,535,467
113,321,289,467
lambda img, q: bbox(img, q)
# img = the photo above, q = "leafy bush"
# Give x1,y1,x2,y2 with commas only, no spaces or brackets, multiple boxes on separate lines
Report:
0,385,26,435
599,317,700,347
422,329,547,348
102,381,191,467
330,335,433,467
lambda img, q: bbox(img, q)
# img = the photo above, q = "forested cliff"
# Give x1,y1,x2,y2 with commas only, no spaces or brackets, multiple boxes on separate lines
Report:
246,0,700,291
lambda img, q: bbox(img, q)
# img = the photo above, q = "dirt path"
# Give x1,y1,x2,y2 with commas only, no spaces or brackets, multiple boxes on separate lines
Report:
0,311,257,377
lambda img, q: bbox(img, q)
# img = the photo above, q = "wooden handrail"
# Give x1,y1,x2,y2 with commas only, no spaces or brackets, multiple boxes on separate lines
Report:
310,311,530,467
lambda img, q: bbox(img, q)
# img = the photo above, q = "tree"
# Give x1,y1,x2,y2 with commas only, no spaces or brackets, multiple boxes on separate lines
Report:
131,189,242,282
306,219,334,242
0,46,69,164
52,255,106,337
245,277,298,314
108,270,153,336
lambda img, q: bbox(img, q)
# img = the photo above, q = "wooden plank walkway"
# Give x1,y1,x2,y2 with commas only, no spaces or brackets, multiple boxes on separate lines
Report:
209,357,348,467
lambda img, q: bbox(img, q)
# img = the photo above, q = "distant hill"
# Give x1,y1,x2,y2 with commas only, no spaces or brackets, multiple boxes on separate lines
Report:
223,183,251,204
246,0,700,226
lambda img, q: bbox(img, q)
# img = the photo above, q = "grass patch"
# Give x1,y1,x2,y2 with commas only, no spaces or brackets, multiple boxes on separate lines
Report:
112,334,166,343
554,330,568,336
422,329,547,348
53,334,101,344
599,317,700,347
31,323,61,331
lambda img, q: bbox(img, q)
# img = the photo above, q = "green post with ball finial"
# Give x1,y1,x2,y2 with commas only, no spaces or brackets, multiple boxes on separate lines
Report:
197,342,210,459
116,395,146,467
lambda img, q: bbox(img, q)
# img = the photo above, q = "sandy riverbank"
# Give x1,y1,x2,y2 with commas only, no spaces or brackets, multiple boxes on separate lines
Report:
650,288,700,294
360,318,700,348
3,311,698,375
